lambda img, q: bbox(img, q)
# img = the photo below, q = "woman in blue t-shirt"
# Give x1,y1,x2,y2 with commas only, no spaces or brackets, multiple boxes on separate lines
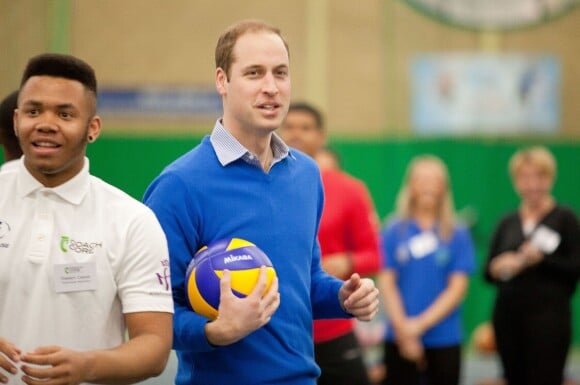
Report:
378,155,476,385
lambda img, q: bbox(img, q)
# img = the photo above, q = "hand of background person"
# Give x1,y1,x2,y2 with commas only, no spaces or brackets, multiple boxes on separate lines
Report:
397,317,425,341
205,266,280,346
321,252,352,279
489,251,525,281
519,241,544,266
20,346,89,385
0,337,21,383
397,336,425,365
339,273,379,321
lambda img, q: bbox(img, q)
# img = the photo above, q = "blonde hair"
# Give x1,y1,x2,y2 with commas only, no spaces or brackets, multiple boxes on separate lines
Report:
395,155,456,241
509,146,557,181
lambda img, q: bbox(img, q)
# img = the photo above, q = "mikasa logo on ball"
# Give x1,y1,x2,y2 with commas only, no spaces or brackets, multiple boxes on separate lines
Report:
223,254,253,264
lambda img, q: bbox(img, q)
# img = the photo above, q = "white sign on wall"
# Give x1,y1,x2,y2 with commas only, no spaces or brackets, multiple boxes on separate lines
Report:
411,54,560,135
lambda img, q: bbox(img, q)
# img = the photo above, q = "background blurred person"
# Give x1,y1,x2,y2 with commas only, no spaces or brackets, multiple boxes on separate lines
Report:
378,155,476,385
281,102,382,385
0,90,21,172
484,146,580,385
313,146,341,171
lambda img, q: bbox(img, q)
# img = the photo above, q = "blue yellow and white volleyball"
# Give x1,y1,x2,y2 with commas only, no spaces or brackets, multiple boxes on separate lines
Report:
185,238,277,320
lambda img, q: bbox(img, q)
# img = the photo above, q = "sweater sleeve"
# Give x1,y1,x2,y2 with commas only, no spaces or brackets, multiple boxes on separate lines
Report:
311,239,350,319
346,181,382,276
144,172,216,353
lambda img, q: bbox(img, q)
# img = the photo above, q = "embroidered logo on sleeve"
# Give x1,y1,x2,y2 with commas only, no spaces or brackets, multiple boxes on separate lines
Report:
155,259,171,291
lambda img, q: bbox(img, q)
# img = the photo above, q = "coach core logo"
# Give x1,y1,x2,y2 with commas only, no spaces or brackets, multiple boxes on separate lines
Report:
60,236,70,252
60,235,103,254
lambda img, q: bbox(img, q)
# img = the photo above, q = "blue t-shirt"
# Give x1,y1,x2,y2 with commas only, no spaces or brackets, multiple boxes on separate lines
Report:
381,218,476,347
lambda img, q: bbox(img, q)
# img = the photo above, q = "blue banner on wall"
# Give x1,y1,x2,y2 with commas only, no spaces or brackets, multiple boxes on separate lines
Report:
97,87,222,118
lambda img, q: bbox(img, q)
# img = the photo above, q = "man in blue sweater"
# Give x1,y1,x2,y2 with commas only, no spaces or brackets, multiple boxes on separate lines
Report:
143,19,379,385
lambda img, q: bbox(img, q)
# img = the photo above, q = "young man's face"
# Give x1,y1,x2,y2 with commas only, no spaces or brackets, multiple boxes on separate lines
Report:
15,75,101,187
216,31,291,138
279,109,325,158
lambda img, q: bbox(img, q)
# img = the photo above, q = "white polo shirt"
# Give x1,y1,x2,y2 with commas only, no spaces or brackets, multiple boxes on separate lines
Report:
0,158,173,360
0,159,19,174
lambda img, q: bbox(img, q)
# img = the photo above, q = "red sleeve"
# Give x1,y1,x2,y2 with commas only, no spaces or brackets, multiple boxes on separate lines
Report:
345,180,382,276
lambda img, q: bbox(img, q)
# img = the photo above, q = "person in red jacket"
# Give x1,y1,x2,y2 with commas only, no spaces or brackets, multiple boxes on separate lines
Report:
280,102,382,385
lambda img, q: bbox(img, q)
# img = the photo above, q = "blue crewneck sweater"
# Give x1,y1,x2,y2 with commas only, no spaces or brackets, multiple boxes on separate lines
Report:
144,136,347,385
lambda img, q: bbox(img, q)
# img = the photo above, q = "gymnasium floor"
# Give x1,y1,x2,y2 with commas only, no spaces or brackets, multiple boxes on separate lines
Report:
141,349,580,385
462,350,580,385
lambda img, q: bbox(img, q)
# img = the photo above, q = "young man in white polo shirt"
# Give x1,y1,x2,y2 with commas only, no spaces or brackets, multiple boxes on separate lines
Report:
0,53,173,385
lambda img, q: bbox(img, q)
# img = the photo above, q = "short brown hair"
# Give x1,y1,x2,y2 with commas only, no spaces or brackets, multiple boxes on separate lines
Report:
215,19,289,80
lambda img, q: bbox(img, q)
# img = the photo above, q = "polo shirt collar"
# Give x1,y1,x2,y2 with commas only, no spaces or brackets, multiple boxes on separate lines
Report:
209,119,294,167
18,157,91,205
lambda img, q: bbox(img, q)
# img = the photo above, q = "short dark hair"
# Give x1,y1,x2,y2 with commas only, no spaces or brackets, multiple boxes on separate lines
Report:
288,102,324,130
0,90,22,161
20,53,97,95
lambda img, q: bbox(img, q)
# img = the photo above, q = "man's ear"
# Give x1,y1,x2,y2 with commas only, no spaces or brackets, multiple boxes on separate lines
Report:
215,68,228,96
87,115,102,143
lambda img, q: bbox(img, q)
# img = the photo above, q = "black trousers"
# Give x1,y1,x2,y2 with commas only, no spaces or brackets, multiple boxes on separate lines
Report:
315,331,371,385
493,299,571,385
381,342,461,385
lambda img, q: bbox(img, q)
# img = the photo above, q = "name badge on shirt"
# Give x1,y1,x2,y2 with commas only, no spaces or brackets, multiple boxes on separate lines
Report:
54,262,97,293
530,225,561,254
409,231,438,259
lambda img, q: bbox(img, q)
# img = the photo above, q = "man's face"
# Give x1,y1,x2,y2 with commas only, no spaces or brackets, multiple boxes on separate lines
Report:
279,109,325,158
216,31,290,138
15,75,100,187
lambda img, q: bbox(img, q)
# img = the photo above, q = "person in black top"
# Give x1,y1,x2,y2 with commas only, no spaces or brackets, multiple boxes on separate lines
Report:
485,146,580,385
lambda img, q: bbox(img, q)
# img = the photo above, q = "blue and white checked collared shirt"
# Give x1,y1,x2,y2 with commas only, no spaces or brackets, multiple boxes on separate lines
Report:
209,119,294,169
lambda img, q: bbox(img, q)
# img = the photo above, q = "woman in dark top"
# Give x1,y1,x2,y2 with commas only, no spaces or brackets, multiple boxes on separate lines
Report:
485,146,580,385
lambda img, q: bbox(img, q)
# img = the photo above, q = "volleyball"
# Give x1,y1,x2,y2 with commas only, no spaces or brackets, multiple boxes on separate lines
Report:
185,238,277,320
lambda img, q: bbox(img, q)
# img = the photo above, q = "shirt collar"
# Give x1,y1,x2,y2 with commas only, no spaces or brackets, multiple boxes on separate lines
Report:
17,157,91,205
0,158,20,173
210,119,294,167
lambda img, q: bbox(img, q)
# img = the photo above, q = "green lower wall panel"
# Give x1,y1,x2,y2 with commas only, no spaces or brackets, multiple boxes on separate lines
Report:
4,135,580,345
